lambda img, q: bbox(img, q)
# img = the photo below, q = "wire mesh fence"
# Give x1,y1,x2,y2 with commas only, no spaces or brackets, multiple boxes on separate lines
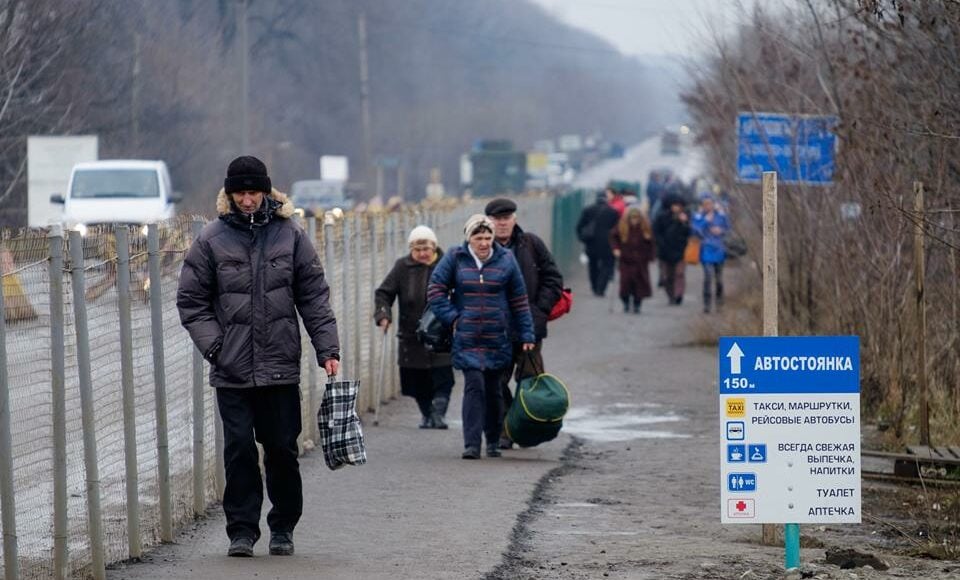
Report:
0,193,561,579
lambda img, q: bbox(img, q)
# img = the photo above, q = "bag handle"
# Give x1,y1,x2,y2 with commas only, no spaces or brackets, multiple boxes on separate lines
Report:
524,350,544,376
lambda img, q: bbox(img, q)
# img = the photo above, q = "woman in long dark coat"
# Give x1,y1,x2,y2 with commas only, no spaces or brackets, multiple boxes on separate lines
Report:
610,207,656,313
374,225,454,429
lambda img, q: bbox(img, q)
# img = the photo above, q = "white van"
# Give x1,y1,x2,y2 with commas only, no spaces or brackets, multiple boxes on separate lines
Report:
50,160,180,234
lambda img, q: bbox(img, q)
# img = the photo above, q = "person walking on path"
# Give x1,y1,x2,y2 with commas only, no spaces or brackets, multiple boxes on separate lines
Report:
652,194,691,305
485,197,563,448
692,196,729,313
177,156,340,558
428,214,535,460
373,225,455,429
577,190,621,297
609,207,656,313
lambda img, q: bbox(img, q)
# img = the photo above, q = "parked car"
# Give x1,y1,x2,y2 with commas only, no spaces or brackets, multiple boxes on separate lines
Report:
290,179,353,216
50,160,180,235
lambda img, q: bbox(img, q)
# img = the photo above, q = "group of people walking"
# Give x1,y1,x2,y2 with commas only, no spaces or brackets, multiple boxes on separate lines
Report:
176,156,564,558
173,154,723,560
376,198,563,459
577,185,730,314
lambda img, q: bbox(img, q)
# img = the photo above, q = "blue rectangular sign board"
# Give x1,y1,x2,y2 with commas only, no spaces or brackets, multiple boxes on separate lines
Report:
719,336,859,395
737,112,838,184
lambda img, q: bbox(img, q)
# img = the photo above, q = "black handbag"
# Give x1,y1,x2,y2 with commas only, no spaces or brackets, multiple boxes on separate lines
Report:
416,307,452,353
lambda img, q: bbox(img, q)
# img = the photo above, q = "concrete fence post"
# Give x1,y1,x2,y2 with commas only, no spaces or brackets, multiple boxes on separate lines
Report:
189,221,206,517
49,225,68,579
115,227,143,557
68,230,106,580
147,223,173,542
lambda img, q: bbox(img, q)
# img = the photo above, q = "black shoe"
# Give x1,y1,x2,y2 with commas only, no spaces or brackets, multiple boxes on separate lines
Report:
269,531,294,556
461,446,481,460
228,536,255,557
486,444,502,458
419,415,435,429
498,436,514,450
430,412,448,429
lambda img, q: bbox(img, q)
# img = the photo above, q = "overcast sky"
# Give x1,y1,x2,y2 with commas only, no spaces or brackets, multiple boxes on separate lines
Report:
529,0,755,58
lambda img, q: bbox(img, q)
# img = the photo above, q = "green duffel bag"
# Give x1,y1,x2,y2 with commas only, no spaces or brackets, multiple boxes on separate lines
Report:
504,367,570,448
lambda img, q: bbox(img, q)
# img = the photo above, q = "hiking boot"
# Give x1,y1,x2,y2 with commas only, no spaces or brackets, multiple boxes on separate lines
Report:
461,446,481,460
227,536,255,557
269,531,294,556
486,443,502,458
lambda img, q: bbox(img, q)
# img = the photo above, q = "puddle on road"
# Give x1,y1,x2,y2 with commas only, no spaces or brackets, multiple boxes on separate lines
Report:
563,405,689,442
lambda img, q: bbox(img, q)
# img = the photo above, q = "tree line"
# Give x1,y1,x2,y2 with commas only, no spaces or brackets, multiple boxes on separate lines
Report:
0,0,679,223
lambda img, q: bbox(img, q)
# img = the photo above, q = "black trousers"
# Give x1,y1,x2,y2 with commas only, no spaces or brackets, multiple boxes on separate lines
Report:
399,366,455,418
216,384,302,542
462,369,504,450
587,251,615,296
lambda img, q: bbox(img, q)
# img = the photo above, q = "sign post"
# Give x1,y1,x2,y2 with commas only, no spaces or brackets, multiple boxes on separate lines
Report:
719,336,861,564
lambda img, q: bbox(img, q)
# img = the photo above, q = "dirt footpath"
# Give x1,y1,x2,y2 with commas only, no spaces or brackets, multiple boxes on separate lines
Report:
487,265,960,580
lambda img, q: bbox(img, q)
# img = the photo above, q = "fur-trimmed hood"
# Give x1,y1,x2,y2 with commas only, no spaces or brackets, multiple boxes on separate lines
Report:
216,188,295,219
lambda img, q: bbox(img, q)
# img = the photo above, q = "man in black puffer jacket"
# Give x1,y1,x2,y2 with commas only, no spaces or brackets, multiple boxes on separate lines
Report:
485,198,563,448
177,156,340,558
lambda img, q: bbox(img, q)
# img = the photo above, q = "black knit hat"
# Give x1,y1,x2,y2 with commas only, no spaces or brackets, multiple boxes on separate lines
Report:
224,155,272,194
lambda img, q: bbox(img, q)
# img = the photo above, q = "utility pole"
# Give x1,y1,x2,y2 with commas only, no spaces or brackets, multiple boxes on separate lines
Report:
358,11,373,188
131,33,141,151
239,0,250,154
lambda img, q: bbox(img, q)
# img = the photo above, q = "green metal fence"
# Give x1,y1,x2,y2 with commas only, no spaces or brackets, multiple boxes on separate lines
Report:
550,189,586,278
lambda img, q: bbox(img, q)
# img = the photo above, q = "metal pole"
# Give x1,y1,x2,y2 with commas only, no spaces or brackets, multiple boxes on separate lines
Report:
147,224,173,542
214,392,225,499
115,227,142,557
342,217,352,379
190,221,206,516
358,11,372,181
0,249,18,580
368,216,380,405
352,214,364,409
307,216,319,444
69,230,106,580
914,182,929,447
239,0,249,153
49,226,68,579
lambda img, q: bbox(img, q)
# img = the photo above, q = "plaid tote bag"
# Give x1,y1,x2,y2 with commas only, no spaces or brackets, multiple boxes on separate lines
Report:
317,377,368,470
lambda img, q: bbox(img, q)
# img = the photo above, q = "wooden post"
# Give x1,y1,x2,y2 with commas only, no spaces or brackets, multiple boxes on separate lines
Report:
762,172,779,547
914,182,929,446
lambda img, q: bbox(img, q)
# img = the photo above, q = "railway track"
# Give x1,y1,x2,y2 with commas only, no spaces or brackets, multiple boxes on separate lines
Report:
862,447,960,487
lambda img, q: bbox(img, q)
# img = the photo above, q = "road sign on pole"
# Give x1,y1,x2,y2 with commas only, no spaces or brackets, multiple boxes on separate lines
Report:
719,336,861,525
736,112,838,184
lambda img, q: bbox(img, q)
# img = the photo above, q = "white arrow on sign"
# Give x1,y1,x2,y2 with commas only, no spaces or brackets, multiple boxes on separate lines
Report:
727,342,745,375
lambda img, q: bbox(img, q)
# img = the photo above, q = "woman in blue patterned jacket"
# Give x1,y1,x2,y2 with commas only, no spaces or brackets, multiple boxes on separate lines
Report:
428,214,536,460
